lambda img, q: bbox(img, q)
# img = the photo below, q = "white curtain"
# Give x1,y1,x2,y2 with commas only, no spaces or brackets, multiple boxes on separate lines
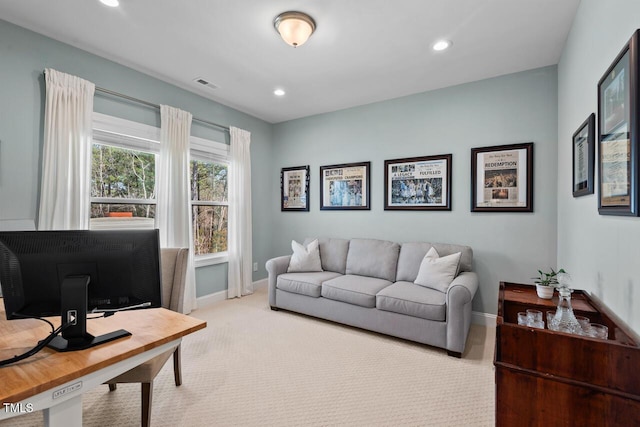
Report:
227,126,253,298
156,105,197,313
38,69,95,230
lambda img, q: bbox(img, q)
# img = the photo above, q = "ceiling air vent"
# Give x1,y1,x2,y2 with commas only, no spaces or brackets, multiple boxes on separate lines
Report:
193,77,218,90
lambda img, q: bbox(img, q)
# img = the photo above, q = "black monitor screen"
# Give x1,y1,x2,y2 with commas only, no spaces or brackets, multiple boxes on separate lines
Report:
0,229,162,320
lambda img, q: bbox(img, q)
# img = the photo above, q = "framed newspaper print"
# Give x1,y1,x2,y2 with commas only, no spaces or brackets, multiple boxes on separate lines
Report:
320,161,370,210
471,142,533,212
281,165,310,211
597,30,639,216
572,113,595,197
384,154,452,210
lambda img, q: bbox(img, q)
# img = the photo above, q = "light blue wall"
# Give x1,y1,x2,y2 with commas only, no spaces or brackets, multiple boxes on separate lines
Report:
5,17,596,320
0,19,274,296
273,66,559,315
558,0,640,334
195,263,228,298
3,3,635,329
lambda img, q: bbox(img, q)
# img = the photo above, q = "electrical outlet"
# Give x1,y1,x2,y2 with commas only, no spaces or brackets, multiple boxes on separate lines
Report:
253,262,258,272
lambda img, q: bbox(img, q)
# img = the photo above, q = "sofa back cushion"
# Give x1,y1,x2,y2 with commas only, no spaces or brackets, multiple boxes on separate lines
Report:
346,238,400,282
396,242,473,283
304,237,350,274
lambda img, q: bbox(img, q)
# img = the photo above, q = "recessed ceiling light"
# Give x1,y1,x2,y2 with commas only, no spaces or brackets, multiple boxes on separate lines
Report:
432,40,452,51
274,89,286,97
100,0,119,7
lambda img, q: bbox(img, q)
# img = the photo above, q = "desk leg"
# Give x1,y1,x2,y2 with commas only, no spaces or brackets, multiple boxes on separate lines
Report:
43,395,82,427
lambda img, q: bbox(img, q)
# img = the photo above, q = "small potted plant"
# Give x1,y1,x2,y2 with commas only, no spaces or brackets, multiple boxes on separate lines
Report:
532,268,566,299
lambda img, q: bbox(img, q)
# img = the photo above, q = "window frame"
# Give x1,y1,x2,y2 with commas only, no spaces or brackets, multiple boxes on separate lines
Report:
189,139,230,266
91,113,230,267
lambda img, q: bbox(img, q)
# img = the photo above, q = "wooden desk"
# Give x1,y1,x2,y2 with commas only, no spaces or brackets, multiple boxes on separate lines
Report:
494,282,640,426
0,302,206,427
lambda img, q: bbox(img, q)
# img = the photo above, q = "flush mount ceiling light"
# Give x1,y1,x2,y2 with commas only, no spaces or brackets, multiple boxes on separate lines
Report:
274,11,316,48
99,0,119,7
274,88,286,97
432,39,452,51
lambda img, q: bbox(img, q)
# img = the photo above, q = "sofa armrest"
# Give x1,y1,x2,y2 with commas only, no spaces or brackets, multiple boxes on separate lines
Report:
265,255,291,307
446,271,478,306
445,271,479,354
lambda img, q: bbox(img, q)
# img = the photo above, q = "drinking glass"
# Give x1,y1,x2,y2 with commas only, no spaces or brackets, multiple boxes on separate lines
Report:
575,315,590,334
589,323,608,339
517,312,528,326
546,311,557,330
526,309,543,326
530,320,545,329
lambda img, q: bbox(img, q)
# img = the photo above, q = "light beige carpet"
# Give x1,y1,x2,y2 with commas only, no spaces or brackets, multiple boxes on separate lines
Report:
1,286,495,426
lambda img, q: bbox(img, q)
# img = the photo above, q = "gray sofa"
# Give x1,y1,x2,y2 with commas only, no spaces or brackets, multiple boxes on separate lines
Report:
266,237,478,357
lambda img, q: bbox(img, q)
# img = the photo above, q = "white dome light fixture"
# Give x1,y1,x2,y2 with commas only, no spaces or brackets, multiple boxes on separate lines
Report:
432,39,452,52
274,11,316,48
100,0,120,7
274,88,286,97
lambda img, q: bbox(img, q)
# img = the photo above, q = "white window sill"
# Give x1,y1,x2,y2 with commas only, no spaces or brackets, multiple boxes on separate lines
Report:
194,252,229,268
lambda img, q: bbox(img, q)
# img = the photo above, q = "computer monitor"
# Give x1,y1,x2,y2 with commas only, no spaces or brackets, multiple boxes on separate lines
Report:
0,229,162,351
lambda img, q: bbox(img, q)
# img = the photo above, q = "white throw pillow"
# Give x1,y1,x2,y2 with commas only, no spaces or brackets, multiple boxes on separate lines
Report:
414,247,461,292
287,239,323,273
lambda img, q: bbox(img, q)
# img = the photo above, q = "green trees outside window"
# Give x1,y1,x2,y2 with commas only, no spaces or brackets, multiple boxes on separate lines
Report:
90,143,228,256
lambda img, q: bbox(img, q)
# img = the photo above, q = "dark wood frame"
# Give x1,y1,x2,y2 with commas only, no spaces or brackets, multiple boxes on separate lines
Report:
280,165,310,211
597,30,640,216
319,161,370,210
572,113,596,197
471,142,534,212
383,154,452,211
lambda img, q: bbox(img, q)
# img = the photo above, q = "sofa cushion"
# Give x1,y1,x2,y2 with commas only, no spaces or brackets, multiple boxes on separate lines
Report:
376,281,446,321
345,238,400,282
321,274,392,308
396,242,473,282
277,271,342,298
288,239,323,272
414,247,461,293
304,237,350,274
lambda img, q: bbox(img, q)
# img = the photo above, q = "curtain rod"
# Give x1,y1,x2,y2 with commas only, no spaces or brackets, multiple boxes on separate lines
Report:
94,86,229,133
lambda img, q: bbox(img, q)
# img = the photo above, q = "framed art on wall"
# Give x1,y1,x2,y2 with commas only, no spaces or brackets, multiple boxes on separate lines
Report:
572,113,595,197
471,142,533,212
384,154,452,210
319,161,370,210
597,29,639,216
281,165,310,211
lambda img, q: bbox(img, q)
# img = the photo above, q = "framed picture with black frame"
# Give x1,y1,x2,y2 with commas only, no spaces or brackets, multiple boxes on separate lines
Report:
471,142,534,212
319,161,370,210
572,113,595,197
597,29,640,216
281,165,310,211
384,154,452,210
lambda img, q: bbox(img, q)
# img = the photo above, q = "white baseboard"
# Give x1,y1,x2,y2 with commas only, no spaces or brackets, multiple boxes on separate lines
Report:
196,278,268,309
196,289,227,309
0,219,35,231
472,311,497,327
253,278,268,289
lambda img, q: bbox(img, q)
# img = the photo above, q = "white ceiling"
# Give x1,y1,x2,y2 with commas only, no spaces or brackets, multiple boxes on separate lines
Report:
0,0,580,124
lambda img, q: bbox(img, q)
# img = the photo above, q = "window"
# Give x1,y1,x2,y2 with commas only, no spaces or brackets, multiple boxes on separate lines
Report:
90,144,156,230
190,159,228,255
90,113,230,264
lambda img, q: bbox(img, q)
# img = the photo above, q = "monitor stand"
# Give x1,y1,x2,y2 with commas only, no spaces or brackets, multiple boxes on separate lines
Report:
47,275,131,352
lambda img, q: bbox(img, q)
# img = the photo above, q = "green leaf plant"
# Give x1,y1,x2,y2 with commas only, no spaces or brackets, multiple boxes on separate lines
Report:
532,268,567,287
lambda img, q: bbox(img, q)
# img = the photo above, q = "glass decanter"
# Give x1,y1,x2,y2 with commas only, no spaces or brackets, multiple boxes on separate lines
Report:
552,273,582,334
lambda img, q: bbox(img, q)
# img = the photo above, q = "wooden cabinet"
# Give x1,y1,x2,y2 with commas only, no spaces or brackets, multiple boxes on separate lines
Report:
494,282,640,426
